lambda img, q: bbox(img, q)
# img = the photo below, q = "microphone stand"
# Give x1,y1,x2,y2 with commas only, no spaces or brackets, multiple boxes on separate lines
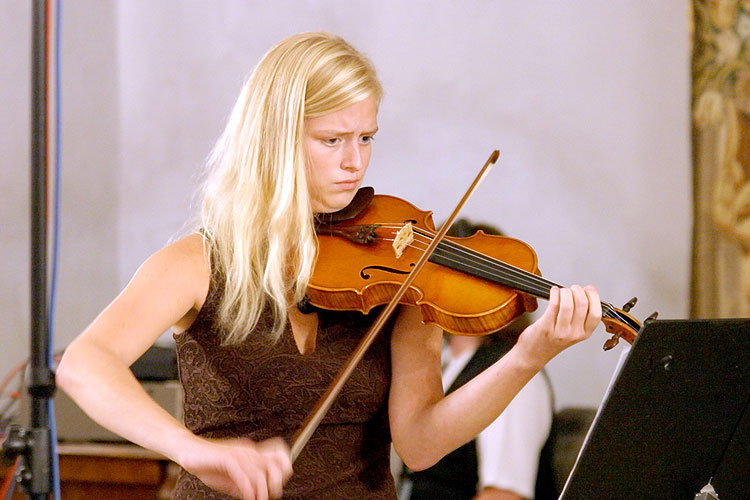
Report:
1,1,55,497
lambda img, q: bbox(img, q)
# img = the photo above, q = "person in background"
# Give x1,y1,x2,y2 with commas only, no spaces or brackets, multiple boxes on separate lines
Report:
400,220,553,500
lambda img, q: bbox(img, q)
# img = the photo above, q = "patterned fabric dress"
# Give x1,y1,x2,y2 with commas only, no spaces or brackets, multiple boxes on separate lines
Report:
171,272,396,499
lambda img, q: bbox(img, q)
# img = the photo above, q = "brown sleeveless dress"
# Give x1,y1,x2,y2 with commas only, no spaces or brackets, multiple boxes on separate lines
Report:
171,273,397,500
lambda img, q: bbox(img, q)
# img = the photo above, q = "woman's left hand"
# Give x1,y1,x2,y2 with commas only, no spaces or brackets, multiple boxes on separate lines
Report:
514,285,602,369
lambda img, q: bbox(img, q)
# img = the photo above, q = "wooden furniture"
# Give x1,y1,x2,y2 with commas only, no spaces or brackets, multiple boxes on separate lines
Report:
1,443,176,499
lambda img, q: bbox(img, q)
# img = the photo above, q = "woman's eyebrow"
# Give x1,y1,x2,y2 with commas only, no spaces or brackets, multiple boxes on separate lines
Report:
311,126,379,136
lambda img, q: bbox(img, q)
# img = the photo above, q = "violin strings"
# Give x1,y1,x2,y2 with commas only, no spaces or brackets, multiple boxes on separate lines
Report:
376,223,631,326
422,229,633,326
379,223,551,294
417,230,629,323
378,223,556,297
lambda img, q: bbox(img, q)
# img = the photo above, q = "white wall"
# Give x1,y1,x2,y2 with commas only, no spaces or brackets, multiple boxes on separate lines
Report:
2,1,120,388
1,1,32,380
3,1,690,412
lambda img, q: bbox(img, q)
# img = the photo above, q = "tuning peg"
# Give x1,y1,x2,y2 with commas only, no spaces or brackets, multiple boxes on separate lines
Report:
647,311,659,321
622,297,638,312
602,333,621,351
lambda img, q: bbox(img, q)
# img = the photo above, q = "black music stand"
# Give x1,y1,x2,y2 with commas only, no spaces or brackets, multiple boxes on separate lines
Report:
560,319,750,500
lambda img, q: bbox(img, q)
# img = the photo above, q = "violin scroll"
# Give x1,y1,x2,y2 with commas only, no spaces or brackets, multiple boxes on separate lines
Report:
600,299,654,351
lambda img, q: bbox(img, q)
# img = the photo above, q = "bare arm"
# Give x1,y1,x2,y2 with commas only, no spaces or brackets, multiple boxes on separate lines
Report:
56,234,291,499
472,487,524,500
57,235,206,455
389,285,600,471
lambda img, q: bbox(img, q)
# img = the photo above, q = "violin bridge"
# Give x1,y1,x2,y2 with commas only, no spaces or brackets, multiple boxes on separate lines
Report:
392,222,414,259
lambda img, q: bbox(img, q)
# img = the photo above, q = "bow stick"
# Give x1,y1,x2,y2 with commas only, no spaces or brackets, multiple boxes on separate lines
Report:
289,150,499,462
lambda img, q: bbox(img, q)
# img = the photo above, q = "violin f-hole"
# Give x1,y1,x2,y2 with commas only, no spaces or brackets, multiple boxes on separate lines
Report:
360,263,415,280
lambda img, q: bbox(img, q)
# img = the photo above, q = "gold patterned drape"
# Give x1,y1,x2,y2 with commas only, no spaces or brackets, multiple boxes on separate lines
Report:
692,0,750,317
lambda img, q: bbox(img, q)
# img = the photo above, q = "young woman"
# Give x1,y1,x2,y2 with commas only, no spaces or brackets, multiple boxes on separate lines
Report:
56,32,601,500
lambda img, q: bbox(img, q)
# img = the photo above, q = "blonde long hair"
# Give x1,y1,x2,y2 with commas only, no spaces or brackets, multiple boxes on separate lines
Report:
198,32,382,344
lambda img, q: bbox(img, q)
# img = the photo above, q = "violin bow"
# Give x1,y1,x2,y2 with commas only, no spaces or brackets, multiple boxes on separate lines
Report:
289,150,499,462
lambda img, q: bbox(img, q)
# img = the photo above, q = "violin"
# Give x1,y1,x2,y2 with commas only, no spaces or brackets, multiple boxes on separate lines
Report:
291,151,650,462
310,190,643,349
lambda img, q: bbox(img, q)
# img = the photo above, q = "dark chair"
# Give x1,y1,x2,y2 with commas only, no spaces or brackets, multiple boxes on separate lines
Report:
535,407,597,500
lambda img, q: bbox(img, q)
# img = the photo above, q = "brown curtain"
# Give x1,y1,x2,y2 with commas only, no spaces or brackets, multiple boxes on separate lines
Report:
692,0,750,317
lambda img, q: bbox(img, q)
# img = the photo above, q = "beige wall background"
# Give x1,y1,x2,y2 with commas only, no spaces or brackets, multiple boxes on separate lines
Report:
2,1,691,411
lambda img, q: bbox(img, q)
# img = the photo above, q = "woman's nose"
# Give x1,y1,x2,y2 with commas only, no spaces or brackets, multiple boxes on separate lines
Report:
341,142,363,171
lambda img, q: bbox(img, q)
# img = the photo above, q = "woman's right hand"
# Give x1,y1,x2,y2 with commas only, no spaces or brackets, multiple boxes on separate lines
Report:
178,436,293,500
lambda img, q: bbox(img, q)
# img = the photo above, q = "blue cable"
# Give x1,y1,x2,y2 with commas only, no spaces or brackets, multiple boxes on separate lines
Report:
49,0,61,369
48,1,62,499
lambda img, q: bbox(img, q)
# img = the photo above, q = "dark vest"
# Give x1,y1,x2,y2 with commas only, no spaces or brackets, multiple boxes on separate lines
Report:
172,268,397,500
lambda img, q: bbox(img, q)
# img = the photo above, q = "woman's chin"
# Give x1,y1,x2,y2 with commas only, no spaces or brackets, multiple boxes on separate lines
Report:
312,193,357,213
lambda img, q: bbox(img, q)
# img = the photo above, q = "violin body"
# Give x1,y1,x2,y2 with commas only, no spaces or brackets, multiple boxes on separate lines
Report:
310,195,540,335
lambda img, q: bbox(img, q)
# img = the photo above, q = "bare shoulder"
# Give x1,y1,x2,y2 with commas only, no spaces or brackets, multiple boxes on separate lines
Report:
132,233,211,319
65,233,212,364
120,234,210,330
162,232,210,272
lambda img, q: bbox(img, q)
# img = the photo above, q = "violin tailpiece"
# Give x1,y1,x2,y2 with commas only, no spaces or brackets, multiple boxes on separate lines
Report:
318,224,379,245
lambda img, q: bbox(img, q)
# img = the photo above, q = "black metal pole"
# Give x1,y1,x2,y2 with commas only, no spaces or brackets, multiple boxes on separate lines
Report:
1,2,55,495
27,0,54,496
